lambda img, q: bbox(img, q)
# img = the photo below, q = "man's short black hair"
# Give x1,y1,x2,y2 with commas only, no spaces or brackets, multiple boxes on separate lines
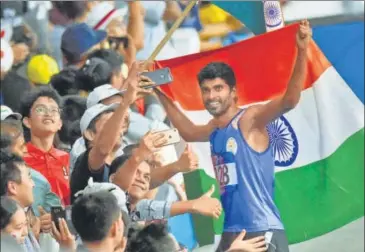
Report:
197,62,236,89
0,196,20,229
0,134,13,151
77,58,113,90
88,49,124,74
126,223,177,252
50,68,82,96
71,191,121,242
53,1,87,20
0,151,23,197
62,95,87,122
109,153,132,177
123,144,140,156
109,144,140,176
59,119,82,147
59,95,86,146
19,86,62,118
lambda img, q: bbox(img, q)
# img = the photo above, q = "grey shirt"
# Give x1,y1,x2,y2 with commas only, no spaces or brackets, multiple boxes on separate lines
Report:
132,199,173,222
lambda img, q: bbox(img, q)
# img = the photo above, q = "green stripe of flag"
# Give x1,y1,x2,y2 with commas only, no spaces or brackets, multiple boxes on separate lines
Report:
275,128,364,243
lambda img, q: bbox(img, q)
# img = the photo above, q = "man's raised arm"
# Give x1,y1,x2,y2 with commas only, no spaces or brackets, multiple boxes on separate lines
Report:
155,88,216,142
245,20,312,131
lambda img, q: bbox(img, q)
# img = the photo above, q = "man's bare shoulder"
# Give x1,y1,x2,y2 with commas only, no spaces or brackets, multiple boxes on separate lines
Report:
239,104,264,125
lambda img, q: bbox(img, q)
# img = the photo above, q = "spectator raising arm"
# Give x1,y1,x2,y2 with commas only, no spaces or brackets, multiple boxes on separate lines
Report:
127,1,145,51
163,0,182,22
87,71,136,170
113,131,168,191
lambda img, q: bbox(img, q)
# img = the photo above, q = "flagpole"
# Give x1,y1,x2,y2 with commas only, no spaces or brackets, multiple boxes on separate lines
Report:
142,0,199,69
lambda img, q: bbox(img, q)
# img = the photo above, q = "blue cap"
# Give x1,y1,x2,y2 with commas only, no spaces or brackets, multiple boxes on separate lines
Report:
61,23,107,62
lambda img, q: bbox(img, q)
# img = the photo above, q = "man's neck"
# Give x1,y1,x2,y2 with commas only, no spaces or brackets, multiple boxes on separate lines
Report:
30,134,55,152
83,239,115,252
215,106,241,129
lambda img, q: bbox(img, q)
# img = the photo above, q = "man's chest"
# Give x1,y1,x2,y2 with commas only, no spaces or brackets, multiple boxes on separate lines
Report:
210,134,240,191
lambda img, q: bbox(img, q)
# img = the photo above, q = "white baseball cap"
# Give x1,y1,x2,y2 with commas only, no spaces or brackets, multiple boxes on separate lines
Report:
74,177,128,214
87,84,122,108
80,103,119,133
0,105,22,121
86,2,128,31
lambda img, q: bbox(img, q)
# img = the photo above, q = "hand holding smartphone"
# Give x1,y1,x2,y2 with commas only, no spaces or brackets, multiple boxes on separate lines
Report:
120,67,173,94
153,128,181,147
139,68,173,89
51,206,76,235
51,206,65,231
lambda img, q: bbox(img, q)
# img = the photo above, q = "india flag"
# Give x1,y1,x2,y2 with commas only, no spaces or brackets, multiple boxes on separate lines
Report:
154,24,364,248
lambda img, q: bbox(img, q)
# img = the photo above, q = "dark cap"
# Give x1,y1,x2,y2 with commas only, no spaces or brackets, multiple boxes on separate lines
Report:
61,23,106,62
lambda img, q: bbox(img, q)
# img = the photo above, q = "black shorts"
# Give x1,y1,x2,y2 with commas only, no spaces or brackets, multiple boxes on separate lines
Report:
216,229,290,252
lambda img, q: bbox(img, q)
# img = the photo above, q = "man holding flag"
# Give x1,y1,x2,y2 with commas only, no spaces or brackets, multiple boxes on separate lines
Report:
155,20,312,252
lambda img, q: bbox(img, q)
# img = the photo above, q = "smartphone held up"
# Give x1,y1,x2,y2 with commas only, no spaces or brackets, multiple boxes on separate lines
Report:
121,67,173,93
153,128,181,147
140,68,173,89
51,206,76,235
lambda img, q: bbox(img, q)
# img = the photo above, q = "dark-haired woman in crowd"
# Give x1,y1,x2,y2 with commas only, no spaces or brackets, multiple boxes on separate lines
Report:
0,196,28,250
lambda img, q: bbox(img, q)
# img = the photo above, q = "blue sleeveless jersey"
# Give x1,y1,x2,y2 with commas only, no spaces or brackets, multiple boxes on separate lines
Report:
209,110,284,232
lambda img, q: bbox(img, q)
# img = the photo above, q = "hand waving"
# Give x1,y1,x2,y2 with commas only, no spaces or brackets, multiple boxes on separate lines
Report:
296,20,312,50
192,185,222,219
